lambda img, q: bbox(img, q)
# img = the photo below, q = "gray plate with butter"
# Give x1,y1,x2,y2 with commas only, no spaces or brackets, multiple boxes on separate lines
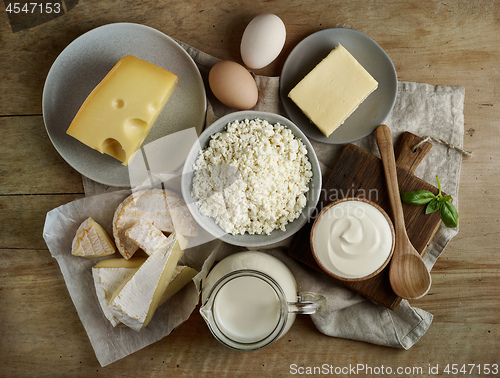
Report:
181,111,322,248
42,23,206,187
280,28,397,144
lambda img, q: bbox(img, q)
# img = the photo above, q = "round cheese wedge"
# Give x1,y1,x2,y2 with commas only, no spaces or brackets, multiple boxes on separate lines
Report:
113,189,196,259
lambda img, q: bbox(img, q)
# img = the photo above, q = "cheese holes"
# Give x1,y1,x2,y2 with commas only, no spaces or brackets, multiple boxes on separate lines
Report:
101,138,126,162
113,98,125,109
124,118,148,137
148,103,159,114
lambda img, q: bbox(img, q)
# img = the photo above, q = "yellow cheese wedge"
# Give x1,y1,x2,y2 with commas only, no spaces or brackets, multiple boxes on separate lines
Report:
66,55,179,165
108,233,188,330
288,44,378,137
71,217,116,258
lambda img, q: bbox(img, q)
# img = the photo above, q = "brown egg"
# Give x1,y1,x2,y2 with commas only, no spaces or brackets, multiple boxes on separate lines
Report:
208,61,258,110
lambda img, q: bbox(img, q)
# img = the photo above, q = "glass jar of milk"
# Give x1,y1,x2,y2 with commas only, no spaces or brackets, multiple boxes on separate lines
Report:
200,251,325,351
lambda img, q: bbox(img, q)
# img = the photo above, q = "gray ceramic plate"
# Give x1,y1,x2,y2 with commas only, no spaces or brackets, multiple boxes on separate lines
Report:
280,28,397,144
181,111,322,247
42,23,206,187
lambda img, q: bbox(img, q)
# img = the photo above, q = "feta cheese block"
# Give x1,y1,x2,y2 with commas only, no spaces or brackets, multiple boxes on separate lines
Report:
66,55,178,165
288,44,378,137
108,233,188,331
71,217,116,258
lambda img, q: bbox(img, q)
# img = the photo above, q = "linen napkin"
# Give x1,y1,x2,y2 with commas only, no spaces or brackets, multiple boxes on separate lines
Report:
80,40,466,351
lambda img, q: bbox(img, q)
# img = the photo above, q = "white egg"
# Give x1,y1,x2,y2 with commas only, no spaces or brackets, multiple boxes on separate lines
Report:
240,14,286,70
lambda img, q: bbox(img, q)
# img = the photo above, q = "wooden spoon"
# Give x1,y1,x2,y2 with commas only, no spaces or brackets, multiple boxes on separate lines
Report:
375,125,432,300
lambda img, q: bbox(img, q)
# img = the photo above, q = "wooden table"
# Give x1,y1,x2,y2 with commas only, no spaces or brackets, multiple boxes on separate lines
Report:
1,1,499,376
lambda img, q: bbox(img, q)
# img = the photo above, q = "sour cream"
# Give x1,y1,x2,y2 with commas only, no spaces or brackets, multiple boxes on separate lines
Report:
312,199,393,279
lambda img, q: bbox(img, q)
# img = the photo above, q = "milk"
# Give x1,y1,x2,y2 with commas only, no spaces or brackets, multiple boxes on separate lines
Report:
201,251,298,347
213,275,281,343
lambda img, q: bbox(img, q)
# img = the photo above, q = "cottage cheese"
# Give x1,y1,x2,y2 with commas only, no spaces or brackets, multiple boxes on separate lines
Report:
191,118,312,235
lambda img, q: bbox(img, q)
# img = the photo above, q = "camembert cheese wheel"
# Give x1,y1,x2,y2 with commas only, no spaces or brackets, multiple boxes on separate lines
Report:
112,189,196,259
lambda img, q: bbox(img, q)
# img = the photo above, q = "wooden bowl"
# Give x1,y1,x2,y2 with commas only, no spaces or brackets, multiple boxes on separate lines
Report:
310,197,395,282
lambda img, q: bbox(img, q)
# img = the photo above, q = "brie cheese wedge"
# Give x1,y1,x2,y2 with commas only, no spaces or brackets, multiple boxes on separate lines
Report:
72,217,116,258
93,257,197,327
160,266,198,305
92,258,146,326
108,232,188,331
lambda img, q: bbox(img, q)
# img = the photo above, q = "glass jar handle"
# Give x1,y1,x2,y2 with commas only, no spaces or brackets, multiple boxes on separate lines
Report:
287,292,326,314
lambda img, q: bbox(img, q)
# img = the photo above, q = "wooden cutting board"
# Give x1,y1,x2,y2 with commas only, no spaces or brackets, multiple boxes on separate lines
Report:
289,131,445,310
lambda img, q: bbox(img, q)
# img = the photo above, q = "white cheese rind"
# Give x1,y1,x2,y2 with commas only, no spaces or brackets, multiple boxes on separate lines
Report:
92,259,196,326
71,217,116,258
108,233,186,331
92,266,140,326
288,44,378,137
125,219,169,256
113,189,196,259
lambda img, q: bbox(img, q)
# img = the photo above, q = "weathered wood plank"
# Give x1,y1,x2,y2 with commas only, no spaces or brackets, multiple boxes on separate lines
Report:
0,116,84,195
0,194,83,249
1,1,499,115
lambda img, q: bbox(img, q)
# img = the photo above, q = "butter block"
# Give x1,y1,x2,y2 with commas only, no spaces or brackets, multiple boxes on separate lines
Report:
288,44,378,137
66,55,179,165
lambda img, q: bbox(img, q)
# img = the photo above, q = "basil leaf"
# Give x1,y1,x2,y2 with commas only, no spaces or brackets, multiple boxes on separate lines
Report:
441,194,452,202
440,201,458,228
401,190,436,205
425,198,440,214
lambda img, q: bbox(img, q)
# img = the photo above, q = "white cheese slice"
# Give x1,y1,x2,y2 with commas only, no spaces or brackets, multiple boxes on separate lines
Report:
108,232,187,331
125,219,169,255
160,266,198,305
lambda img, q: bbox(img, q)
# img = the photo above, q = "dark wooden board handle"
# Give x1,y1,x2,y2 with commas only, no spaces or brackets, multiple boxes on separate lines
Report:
395,132,433,174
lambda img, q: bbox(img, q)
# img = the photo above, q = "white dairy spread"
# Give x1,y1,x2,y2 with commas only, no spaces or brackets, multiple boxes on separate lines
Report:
191,119,312,235
313,200,393,279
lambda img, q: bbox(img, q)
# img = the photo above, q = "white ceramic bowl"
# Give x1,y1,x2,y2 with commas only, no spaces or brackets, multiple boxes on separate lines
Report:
181,111,322,247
